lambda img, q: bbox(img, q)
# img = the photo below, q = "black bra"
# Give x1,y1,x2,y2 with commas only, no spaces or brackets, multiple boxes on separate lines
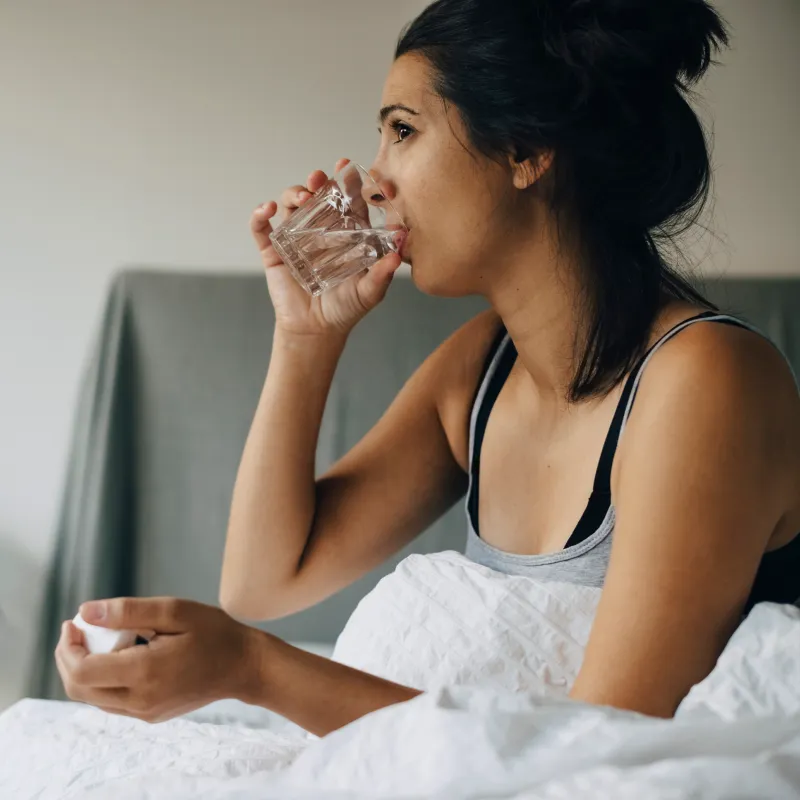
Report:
467,311,800,612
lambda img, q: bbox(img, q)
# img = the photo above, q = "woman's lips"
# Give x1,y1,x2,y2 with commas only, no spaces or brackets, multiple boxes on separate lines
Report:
397,229,410,261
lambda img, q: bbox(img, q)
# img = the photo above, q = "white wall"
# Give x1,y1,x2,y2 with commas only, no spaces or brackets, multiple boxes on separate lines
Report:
0,0,797,708
0,0,429,708
696,0,800,275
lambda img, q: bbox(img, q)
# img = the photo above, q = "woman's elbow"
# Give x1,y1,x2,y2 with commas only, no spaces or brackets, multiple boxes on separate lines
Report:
218,578,297,622
219,590,269,622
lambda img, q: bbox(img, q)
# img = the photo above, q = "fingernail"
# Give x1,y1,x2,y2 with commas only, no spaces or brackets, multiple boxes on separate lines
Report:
81,601,106,622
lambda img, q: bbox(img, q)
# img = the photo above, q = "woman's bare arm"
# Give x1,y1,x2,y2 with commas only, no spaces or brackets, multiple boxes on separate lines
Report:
220,311,500,621
570,324,800,717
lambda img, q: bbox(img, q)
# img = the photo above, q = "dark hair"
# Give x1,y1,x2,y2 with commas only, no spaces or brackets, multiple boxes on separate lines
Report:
396,0,730,401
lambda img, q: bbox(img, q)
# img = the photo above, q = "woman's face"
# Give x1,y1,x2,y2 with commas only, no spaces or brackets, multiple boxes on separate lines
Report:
370,53,534,297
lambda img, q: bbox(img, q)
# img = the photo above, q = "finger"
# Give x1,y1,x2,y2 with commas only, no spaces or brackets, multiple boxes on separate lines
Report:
57,623,126,688
280,173,331,222
95,702,171,724
252,204,288,268
355,251,402,309
57,620,87,661
55,622,86,685
66,645,148,688
55,628,134,697
94,703,142,720
251,202,293,269
65,681,129,706
251,201,278,251
64,619,86,649
334,157,350,174
306,170,330,194
279,184,314,221
341,164,370,228
79,597,197,634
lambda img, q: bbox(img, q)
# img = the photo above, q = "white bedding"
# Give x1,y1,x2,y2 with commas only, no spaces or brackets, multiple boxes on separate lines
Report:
2,551,800,799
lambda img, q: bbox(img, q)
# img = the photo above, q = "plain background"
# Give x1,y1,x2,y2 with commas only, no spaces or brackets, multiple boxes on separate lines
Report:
1,0,798,709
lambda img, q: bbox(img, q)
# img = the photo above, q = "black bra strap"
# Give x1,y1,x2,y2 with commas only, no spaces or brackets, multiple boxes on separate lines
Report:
590,365,641,495
589,311,722,496
469,309,745,543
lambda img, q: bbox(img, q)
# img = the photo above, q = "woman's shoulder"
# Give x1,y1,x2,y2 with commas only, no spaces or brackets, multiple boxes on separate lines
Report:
620,302,800,529
643,303,798,405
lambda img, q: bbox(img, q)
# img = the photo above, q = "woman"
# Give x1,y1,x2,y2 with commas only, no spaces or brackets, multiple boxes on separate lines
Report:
56,0,800,737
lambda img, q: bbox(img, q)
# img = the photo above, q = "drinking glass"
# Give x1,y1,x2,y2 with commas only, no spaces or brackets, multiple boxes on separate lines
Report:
269,161,406,296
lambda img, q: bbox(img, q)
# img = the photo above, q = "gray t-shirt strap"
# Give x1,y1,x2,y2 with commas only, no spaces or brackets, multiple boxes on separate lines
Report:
467,330,512,466
618,313,798,440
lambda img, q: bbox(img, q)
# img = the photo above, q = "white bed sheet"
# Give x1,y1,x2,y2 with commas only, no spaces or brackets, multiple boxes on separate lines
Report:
2,552,799,799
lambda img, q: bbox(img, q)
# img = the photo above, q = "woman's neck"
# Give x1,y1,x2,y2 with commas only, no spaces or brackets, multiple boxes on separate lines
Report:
485,220,589,407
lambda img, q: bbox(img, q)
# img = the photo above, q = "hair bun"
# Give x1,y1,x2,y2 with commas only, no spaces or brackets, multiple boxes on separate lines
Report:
540,0,730,90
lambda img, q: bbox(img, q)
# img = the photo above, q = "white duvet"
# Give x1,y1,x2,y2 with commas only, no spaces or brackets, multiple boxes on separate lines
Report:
2,551,800,799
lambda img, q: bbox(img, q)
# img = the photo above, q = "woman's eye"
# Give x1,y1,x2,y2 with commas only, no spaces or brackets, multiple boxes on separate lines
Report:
389,121,414,143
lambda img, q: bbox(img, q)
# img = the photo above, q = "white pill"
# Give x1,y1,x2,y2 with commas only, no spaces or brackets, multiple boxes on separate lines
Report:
72,612,153,654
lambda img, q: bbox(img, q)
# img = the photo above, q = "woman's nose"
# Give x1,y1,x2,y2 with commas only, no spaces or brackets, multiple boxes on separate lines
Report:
362,168,397,209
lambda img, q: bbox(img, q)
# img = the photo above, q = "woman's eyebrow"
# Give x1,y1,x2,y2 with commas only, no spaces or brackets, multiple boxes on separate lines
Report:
377,104,420,125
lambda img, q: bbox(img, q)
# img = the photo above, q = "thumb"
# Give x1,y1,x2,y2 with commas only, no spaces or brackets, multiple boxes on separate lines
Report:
79,597,194,633
356,251,402,309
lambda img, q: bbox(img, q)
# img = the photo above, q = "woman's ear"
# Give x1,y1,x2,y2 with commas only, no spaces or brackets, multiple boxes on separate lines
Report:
511,149,554,190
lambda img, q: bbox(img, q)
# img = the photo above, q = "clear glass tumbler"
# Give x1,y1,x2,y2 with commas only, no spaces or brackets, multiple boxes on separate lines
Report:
269,161,406,296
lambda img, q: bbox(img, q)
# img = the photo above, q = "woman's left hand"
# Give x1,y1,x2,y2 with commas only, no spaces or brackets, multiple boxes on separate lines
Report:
54,597,262,723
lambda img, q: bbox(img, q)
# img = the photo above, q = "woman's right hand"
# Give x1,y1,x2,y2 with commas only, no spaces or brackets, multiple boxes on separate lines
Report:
251,158,404,338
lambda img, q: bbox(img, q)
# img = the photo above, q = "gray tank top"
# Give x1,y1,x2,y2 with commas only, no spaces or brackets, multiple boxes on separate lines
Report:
463,311,800,613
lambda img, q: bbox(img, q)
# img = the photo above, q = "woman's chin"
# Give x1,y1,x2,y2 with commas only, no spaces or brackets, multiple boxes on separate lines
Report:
408,260,463,298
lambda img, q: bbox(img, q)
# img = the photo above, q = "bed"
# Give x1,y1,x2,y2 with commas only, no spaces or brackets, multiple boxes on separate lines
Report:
9,272,800,796
4,552,800,798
